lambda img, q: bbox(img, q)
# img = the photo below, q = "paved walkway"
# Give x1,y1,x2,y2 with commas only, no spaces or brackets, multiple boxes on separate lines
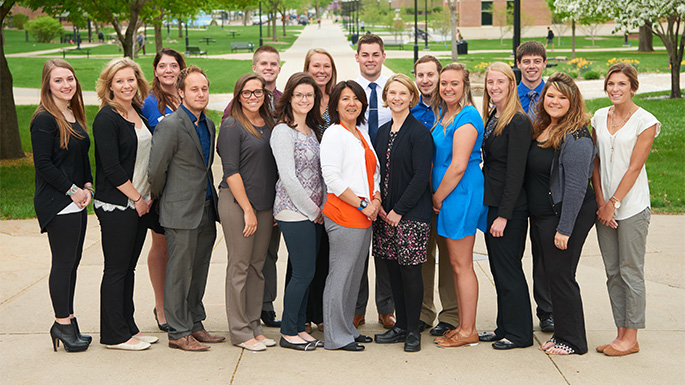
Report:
3,19,685,385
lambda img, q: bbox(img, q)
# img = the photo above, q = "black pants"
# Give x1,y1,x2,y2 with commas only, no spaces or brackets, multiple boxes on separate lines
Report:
96,207,148,345
530,199,596,354
530,219,553,320
46,210,87,318
305,231,329,325
385,259,423,333
485,206,533,347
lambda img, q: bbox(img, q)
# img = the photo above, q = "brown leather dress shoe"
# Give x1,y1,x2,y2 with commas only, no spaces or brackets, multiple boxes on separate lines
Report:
353,315,365,328
437,331,479,348
169,335,210,351
192,329,225,343
378,313,396,329
433,328,458,344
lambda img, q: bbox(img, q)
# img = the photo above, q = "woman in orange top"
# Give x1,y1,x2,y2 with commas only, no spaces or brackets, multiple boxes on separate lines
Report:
320,81,381,351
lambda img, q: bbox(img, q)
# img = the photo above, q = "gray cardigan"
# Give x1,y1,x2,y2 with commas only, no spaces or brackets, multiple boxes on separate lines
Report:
550,126,595,236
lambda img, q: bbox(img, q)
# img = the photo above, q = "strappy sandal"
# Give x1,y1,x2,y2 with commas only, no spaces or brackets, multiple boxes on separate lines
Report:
539,337,556,351
545,341,575,355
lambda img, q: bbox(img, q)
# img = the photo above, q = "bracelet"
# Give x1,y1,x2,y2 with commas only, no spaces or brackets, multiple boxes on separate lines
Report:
85,186,95,197
133,195,143,203
65,184,78,196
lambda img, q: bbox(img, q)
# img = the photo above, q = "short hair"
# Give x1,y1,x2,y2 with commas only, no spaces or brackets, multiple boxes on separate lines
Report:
604,62,639,93
151,48,186,115
382,73,420,109
303,48,338,96
275,72,324,140
414,55,442,74
96,57,149,112
328,81,368,127
432,63,474,128
253,45,280,65
516,40,547,62
481,62,524,136
357,33,384,53
176,65,210,92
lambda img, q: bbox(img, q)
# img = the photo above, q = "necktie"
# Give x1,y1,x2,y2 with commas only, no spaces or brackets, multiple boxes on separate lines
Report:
368,82,378,144
527,90,539,123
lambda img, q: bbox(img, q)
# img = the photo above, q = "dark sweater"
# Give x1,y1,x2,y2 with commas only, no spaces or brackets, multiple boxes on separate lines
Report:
373,114,434,224
92,105,150,206
482,112,532,218
31,110,93,232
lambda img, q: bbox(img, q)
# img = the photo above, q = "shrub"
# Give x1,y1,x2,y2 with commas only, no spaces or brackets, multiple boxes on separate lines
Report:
582,70,600,80
12,14,29,30
25,16,64,43
567,71,578,79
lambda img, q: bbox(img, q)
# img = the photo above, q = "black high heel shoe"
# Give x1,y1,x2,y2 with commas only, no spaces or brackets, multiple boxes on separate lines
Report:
154,308,169,332
71,318,92,344
50,322,89,352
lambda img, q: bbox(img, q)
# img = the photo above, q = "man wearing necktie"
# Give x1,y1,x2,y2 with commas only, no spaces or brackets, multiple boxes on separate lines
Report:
515,40,555,334
353,33,395,329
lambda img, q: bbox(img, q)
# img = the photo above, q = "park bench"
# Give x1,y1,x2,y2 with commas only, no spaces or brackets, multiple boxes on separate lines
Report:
62,48,91,58
185,46,207,56
384,40,404,50
230,42,254,52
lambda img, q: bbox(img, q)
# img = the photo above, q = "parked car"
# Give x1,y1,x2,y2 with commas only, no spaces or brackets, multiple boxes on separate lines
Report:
298,15,309,25
252,15,269,25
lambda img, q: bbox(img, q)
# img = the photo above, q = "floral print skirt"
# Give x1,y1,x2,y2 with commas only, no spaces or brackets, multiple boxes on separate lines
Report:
372,218,430,266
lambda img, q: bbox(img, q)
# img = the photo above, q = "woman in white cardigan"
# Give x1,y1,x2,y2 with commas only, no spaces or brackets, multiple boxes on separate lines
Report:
320,81,381,351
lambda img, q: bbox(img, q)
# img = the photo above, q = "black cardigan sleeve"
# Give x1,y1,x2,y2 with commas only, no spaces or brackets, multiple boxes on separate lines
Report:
93,107,130,187
392,118,434,216
498,113,532,219
31,112,73,194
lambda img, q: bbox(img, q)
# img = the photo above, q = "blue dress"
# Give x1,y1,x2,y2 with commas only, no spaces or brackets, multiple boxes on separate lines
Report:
431,105,487,239
141,92,174,131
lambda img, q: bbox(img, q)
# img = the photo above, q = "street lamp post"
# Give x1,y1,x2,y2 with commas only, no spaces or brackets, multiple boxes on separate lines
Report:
185,21,189,53
259,1,263,47
424,0,429,49
413,0,418,64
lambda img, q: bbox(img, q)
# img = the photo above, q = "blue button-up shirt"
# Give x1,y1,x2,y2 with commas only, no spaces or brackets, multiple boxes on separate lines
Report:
180,104,212,200
517,80,545,114
411,94,436,129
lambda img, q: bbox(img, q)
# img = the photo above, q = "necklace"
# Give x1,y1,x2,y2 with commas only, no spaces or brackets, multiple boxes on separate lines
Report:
608,106,637,162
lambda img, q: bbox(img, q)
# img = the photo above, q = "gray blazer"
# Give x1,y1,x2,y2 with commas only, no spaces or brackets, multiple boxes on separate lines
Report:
148,108,219,230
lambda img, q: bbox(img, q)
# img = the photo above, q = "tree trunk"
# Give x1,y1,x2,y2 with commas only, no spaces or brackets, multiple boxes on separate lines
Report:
282,11,287,37
0,1,24,160
154,8,164,53
178,19,183,38
449,1,457,61
571,20,576,60
638,23,653,52
271,14,277,41
243,9,249,26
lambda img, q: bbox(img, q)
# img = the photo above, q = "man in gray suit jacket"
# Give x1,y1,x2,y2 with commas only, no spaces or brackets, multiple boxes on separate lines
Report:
149,66,225,351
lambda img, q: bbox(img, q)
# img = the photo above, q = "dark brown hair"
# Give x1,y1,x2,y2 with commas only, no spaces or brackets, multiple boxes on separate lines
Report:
356,33,384,53
275,72,324,141
228,73,275,138
151,48,186,115
414,54,443,74
516,40,547,62
328,81,368,127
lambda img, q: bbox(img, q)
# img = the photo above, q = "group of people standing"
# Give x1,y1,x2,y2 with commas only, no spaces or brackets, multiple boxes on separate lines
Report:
33,34,657,357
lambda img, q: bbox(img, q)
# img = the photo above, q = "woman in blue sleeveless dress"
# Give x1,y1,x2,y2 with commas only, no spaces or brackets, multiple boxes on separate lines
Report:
431,63,487,348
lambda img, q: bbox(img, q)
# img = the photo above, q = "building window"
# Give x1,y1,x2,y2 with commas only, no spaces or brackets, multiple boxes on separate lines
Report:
481,1,493,26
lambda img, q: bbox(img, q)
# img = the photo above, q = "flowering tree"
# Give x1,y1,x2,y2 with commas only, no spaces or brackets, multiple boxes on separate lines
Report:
555,0,685,98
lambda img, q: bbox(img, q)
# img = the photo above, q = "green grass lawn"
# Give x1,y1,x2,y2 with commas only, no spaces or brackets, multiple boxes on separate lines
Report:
2,28,72,54
8,57,252,94
3,92,682,219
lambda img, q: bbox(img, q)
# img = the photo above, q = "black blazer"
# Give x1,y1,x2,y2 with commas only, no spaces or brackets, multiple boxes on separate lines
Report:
31,111,93,232
93,105,150,206
373,113,434,224
482,111,532,219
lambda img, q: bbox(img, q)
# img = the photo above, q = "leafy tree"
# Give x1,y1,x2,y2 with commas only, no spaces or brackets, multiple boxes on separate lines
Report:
430,5,451,44
11,12,28,29
0,0,23,160
491,2,512,45
25,16,64,43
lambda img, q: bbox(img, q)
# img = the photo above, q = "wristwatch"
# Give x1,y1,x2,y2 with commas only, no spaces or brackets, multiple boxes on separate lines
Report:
358,198,368,211
610,196,621,209
65,184,78,196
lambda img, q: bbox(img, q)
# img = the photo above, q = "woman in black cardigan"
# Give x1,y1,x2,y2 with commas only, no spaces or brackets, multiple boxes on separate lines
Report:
31,59,92,352
372,74,434,352
478,62,534,350
93,58,158,350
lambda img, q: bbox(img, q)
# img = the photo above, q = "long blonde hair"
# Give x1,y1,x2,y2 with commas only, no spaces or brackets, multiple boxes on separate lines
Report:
31,59,87,149
481,62,524,136
533,72,590,149
431,63,474,131
96,57,149,117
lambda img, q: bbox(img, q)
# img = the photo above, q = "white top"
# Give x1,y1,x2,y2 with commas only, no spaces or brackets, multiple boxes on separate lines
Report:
355,74,391,136
592,107,660,220
320,123,380,201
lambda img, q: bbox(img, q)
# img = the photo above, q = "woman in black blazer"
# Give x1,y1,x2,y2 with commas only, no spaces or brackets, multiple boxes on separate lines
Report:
478,62,534,350
31,59,92,353
372,74,434,352
93,58,158,351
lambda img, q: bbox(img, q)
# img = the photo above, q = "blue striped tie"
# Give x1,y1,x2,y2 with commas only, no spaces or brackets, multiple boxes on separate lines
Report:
369,82,378,144
527,90,539,123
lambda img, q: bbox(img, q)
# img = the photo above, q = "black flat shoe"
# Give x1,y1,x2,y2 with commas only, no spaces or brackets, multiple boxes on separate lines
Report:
354,334,372,343
261,310,282,328
279,337,316,351
478,332,500,342
429,321,456,336
340,342,365,351
374,326,407,344
540,315,555,333
492,339,518,350
154,308,169,332
418,320,431,333
404,331,421,352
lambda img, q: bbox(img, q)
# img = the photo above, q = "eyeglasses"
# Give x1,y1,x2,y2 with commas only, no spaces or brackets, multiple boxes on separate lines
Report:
240,89,265,99
293,93,315,100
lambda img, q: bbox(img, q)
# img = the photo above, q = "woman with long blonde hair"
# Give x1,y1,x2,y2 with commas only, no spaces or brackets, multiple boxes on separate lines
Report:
526,72,596,355
477,62,534,350
32,59,91,352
